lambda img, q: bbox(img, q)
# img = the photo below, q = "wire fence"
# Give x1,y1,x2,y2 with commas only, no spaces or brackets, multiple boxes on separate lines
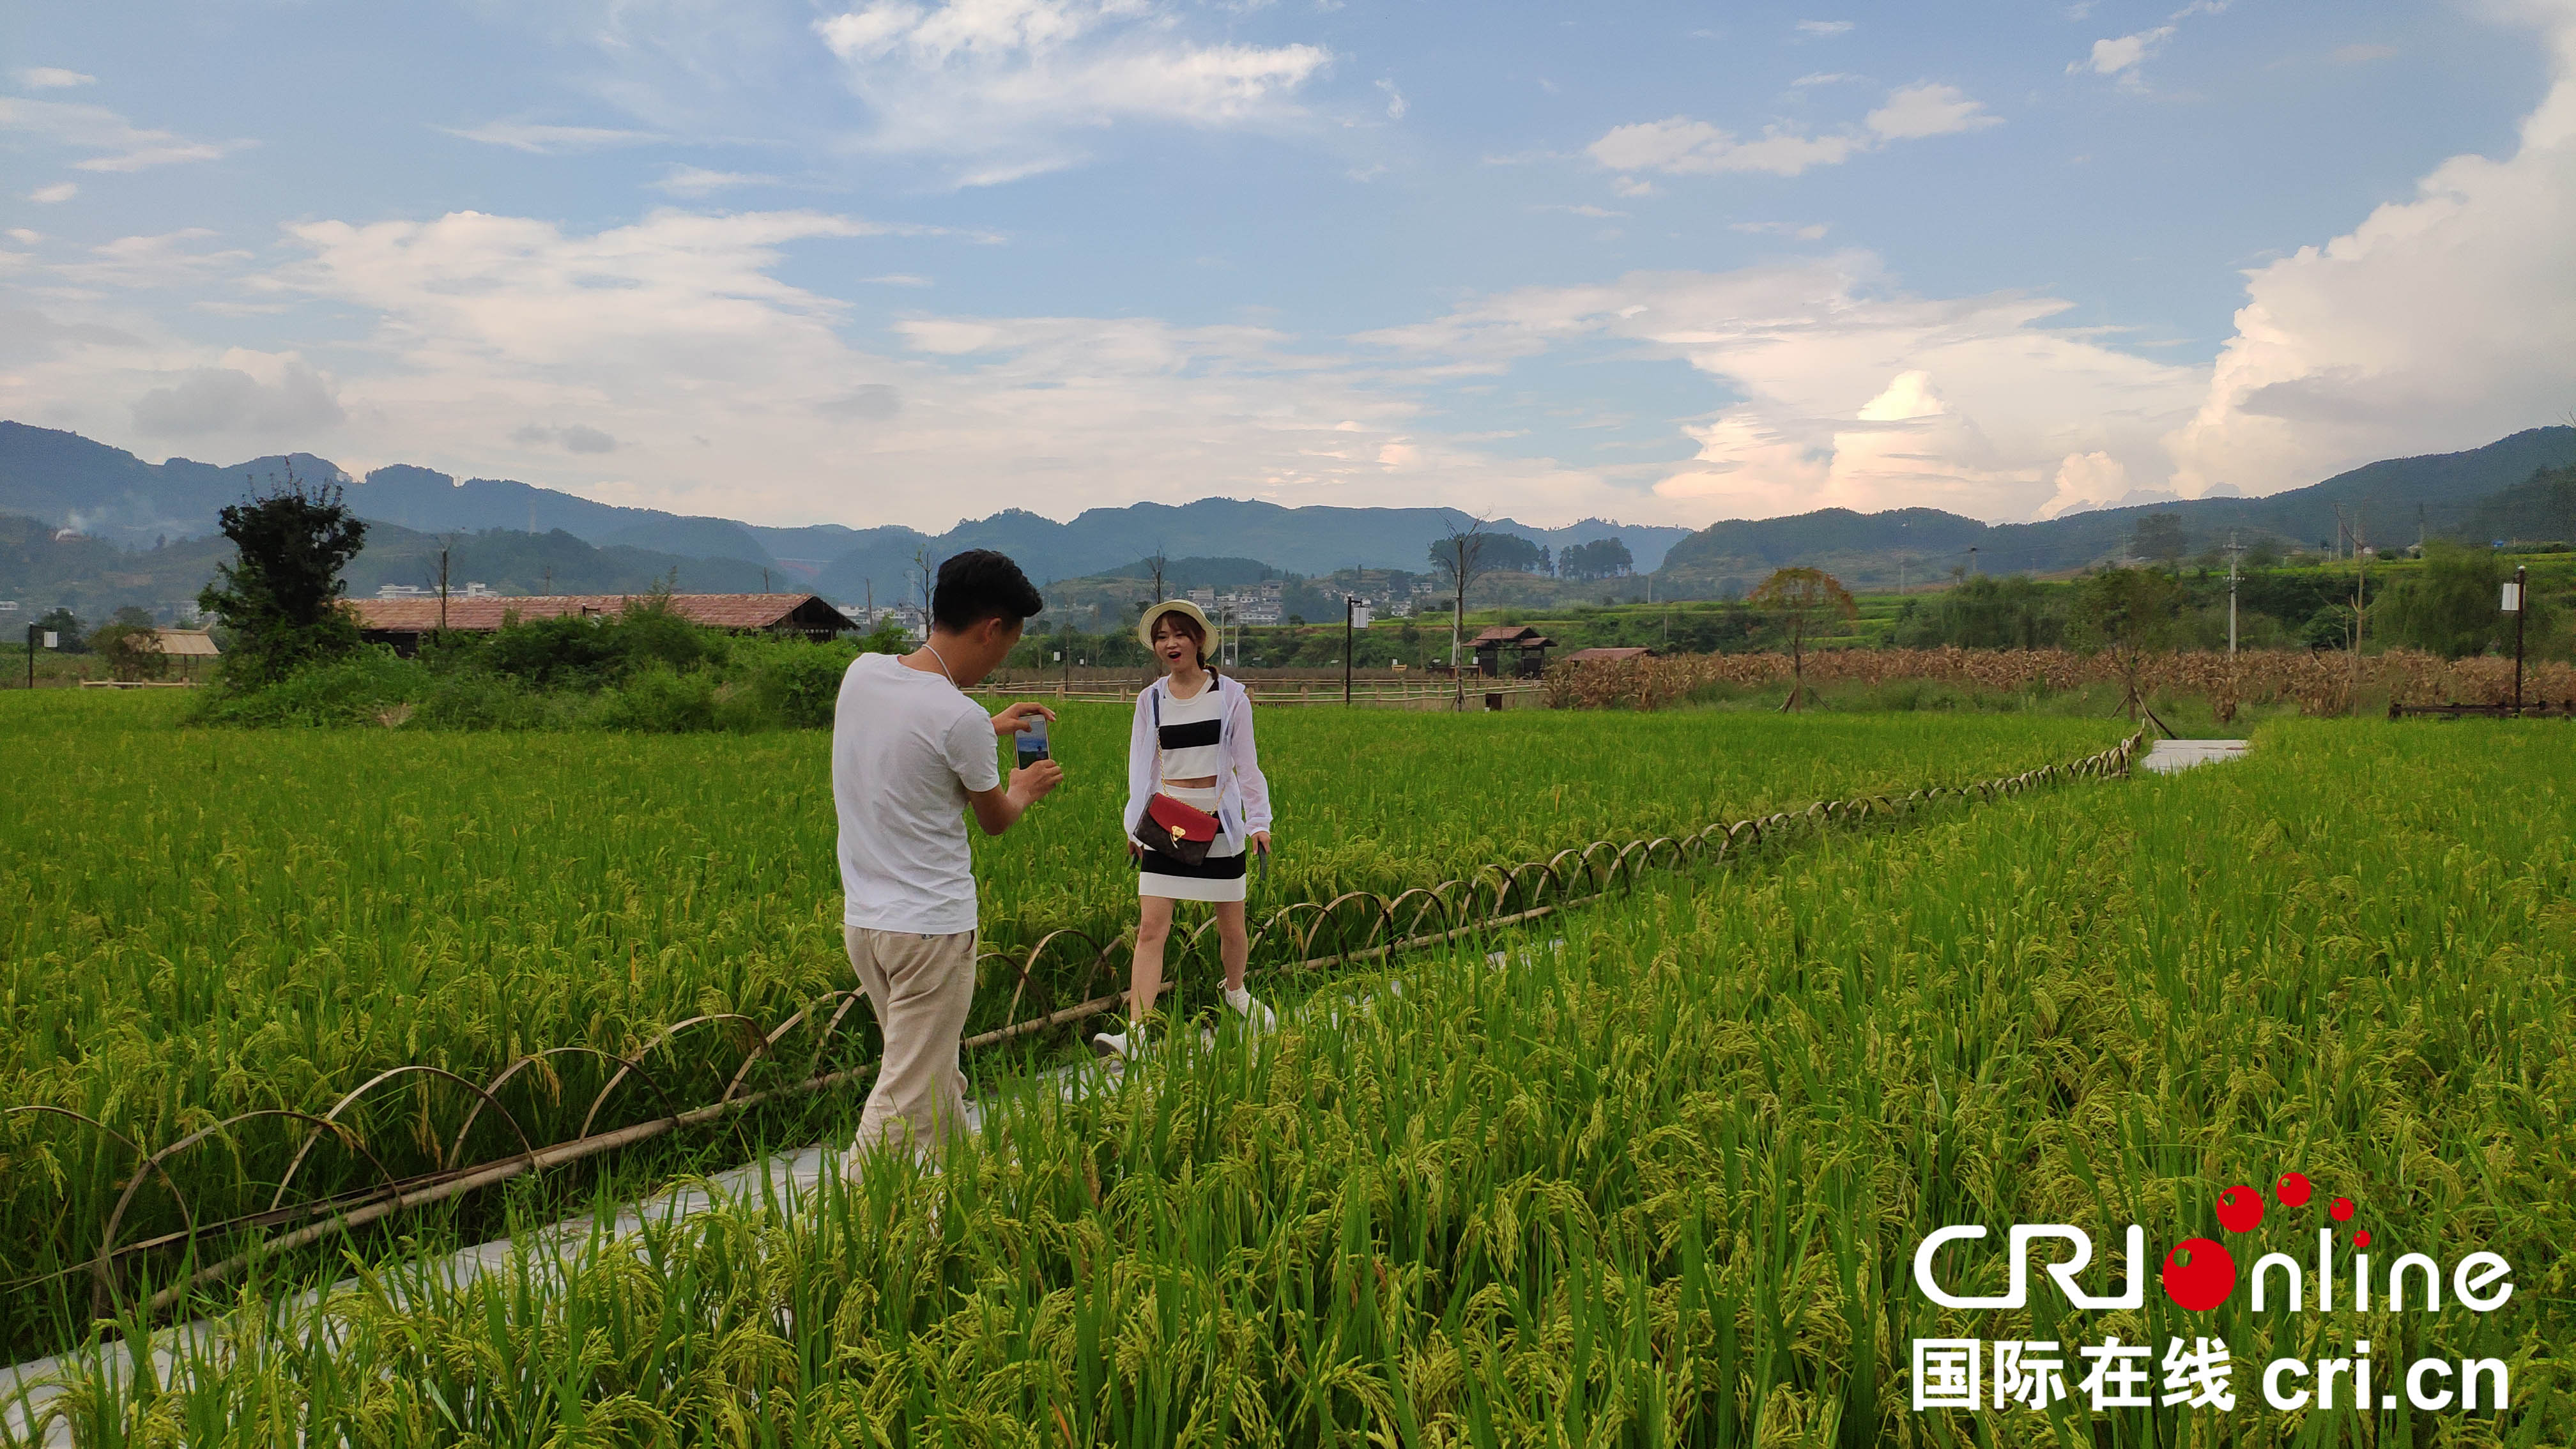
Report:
7,728,2149,1327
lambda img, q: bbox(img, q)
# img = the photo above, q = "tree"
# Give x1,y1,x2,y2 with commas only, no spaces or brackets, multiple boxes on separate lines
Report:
1747,566,1855,711
197,471,369,687
1455,533,1548,576
2132,513,2187,566
2066,566,2183,721
1430,515,1492,710
2382,542,2519,659
88,606,169,682
1558,537,1634,581
33,608,86,654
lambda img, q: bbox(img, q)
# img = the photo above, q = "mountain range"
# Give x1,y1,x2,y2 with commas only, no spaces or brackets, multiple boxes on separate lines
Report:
5,420,2574,617
1657,426,2576,592
0,423,1687,592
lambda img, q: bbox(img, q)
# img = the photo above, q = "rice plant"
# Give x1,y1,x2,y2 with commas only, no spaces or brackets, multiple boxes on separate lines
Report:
11,716,2566,1445
0,689,2118,1361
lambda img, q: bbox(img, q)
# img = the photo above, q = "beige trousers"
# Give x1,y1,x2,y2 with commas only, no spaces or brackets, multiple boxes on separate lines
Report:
844,925,978,1158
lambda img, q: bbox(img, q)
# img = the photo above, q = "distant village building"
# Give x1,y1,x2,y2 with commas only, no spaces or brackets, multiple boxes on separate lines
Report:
1565,646,1656,664
344,592,855,655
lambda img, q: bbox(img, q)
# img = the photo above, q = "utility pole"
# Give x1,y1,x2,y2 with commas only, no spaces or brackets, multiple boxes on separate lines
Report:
762,567,771,594
437,539,452,634
2226,531,2241,657
1967,546,1980,577
2508,564,2528,713
1343,594,1354,707
23,624,33,690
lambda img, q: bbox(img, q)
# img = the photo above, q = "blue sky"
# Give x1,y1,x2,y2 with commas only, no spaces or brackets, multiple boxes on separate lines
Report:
4,0,2573,531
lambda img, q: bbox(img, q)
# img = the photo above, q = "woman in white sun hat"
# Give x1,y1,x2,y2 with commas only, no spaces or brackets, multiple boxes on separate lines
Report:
1093,598,1275,1059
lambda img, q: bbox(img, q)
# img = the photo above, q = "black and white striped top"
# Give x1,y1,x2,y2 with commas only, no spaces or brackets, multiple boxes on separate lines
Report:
1155,684,1225,779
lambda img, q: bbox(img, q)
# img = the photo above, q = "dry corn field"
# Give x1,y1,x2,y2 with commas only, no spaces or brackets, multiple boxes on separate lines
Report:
3,689,2571,1446
1547,646,2576,716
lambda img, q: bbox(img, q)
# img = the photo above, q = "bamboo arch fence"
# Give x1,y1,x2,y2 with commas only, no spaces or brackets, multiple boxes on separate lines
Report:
10,728,2149,1326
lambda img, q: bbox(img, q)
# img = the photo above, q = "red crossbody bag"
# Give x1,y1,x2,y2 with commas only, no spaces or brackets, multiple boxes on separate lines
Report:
1139,686,1223,867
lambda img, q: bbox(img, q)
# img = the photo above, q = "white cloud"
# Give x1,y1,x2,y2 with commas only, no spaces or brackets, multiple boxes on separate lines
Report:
1590,82,1995,178
2078,27,2174,78
1795,20,1855,36
1590,117,1860,177
1731,220,1830,239
1376,78,1407,120
1361,256,2201,522
813,0,1330,181
2041,450,2134,516
514,422,619,453
650,164,778,195
1866,83,1999,140
0,204,1637,528
0,98,252,171
439,121,664,154
17,68,96,89
29,183,77,204
5,229,40,245
130,351,343,438
2167,0,2576,500
56,230,255,289
1792,72,1860,87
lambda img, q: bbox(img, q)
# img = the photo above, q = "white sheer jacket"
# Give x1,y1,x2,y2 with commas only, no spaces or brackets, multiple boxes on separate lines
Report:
1123,673,1274,852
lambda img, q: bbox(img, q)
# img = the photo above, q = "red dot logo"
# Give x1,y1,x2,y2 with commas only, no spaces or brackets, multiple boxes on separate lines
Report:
2216,1185,2264,1233
2354,1229,2372,1248
2161,1239,2237,1311
2330,1197,2354,1223
2276,1172,2312,1208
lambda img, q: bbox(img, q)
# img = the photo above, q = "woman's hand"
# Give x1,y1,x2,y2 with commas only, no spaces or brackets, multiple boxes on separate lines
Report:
1248,830,1271,855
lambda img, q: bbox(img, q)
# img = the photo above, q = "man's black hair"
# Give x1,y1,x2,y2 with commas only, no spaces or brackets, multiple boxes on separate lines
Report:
931,549,1045,632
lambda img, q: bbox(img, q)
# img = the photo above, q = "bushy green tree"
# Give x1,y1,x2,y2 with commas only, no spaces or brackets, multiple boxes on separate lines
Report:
197,473,369,687
32,607,86,653
2382,542,2518,659
1749,567,1855,710
2066,567,2182,720
88,607,169,682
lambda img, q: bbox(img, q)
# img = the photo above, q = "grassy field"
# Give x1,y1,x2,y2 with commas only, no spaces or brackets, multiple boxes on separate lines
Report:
11,716,2566,1445
0,690,2121,1362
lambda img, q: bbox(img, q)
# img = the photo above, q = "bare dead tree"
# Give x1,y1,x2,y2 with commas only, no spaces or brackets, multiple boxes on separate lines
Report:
1432,512,1493,712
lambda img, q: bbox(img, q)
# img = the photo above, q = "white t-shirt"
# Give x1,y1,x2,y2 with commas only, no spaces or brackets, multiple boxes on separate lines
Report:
832,651,1000,935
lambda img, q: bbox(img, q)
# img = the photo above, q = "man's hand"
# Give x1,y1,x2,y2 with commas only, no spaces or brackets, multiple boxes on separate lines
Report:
992,701,1056,739
969,758,1061,836
1009,759,1063,804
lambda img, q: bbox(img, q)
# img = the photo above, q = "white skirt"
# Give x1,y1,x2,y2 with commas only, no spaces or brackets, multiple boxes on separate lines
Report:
1136,783,1247,902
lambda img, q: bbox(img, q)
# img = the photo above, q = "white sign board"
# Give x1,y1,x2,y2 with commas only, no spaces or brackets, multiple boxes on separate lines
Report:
1349,604,1373,629
42,631,59,649
2502,582,2524,613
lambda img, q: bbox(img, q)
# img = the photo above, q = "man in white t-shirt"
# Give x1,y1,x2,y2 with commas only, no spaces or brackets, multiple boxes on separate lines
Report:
834,549,1061,1159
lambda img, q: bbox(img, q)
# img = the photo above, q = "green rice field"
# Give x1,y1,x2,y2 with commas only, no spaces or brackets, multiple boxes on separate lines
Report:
0,691,2117,1363
4,694,2570,1445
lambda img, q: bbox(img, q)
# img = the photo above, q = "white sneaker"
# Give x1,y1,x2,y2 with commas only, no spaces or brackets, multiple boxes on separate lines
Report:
1091,1025,1146,1061
1223,986,1277,1032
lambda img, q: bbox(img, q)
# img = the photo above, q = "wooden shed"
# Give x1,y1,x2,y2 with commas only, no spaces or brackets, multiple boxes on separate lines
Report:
1468,624,1557,678
344,593,856,655
153,629,222,678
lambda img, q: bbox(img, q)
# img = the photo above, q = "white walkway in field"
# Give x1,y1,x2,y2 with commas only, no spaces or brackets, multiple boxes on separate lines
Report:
2139,739,2250,774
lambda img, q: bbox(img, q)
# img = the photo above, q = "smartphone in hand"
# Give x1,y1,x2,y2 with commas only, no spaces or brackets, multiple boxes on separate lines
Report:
1015,712,1050,767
